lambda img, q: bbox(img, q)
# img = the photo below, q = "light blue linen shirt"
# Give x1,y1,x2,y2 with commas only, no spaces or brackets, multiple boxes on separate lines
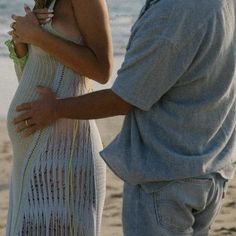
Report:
100,0,236,185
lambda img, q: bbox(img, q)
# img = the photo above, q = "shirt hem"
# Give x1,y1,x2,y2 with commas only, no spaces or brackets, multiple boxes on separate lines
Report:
99,150,132,184
112,84,150,111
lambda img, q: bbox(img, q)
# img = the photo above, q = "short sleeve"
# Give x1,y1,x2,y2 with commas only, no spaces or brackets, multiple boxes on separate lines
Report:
112,2,206,111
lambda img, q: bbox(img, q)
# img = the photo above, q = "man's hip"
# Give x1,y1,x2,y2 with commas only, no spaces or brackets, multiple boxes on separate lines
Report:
122,173,228,236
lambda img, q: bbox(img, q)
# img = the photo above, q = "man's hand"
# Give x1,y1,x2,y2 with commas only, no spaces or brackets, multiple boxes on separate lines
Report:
13,87,59,137
13,88,133,138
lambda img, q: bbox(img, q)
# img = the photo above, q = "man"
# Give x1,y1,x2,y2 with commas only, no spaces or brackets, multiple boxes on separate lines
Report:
13,0,236,235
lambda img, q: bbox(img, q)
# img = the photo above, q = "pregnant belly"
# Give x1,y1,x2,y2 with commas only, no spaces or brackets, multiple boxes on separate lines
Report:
7,60,56,149
7,86,38,161
7,87,36,144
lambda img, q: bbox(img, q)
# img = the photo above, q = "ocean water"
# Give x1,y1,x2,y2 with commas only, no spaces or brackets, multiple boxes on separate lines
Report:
0,0,145,57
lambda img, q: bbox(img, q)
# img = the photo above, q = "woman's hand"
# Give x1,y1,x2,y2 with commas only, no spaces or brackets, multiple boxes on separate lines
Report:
9,5,41,44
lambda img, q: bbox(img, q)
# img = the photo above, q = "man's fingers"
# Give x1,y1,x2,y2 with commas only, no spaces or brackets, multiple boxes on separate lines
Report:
15,119,34,132
16,102,32,112
15,122,27,133
22,125,38,137
33,8,54,14
13,112,32,125
35,86,53,95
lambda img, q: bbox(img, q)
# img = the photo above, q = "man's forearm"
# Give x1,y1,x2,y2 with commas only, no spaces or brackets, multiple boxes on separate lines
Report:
56,89,133,120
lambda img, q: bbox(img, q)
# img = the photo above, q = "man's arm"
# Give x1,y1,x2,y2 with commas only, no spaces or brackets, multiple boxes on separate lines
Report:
13,88,133,137
56,89,133,119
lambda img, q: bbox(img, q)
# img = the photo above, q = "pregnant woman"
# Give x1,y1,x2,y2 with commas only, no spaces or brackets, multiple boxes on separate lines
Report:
5,0,112,235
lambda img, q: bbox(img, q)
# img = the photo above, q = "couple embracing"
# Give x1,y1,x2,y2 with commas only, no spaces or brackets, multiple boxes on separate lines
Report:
5,0,236,235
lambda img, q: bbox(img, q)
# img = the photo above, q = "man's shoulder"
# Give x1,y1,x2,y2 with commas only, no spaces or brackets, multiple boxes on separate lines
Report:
161,0,224,12
132,0,231,49
143,0,225,29
159,0,224,20
149,0,228,45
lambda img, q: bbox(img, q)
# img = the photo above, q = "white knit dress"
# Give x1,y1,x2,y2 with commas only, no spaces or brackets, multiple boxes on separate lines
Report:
6,1,106,235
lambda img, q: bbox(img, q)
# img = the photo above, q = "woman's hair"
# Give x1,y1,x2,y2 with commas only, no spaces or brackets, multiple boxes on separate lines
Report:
34,0,54,9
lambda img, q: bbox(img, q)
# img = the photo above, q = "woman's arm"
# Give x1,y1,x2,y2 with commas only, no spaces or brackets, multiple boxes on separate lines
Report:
9,14,28,58
12,0,113,84
7,5,54,81
70,0,113,83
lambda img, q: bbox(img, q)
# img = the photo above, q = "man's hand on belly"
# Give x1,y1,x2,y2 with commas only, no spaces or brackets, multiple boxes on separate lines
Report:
13,86,59,137
13,86,133,137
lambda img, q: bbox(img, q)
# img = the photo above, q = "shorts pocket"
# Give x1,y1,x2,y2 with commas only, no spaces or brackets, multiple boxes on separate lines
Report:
153,198,194,234
142,178,213,234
